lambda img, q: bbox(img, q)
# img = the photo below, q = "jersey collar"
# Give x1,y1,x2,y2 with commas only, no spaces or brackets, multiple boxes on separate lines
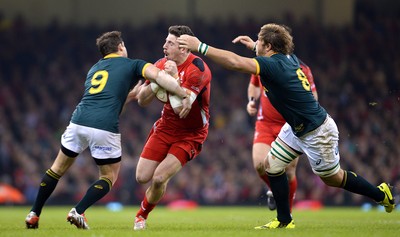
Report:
104,53,121,59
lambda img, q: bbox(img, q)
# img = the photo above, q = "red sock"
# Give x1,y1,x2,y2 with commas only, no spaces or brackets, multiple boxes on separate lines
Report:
259,173,270,188
288,177,297,212
136,196,156,219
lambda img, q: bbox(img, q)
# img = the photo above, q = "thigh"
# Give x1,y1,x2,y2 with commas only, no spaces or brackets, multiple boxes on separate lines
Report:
300,116,341,177
136,157,160,182
140,129,170,163
252,143,270,170
61,122,89,154
169,140,202,166
277,123,302,152
88,128,121,159
153,153,182,182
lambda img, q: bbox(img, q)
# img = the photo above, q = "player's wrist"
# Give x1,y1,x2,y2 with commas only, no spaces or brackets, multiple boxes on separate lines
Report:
182,89,191,99
249,96,255,102
252,42,257,52
198,42,209,55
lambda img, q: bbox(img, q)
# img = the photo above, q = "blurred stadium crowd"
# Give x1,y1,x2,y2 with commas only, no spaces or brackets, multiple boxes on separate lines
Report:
0,2,399,207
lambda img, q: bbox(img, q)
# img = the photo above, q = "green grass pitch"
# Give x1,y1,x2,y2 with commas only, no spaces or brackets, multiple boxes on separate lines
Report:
1,206,399,237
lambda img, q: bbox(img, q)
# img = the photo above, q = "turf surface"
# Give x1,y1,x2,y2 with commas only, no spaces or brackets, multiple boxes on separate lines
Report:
2,206,399,237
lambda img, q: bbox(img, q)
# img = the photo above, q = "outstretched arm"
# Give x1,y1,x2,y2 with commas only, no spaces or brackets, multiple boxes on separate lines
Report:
177,35,258,75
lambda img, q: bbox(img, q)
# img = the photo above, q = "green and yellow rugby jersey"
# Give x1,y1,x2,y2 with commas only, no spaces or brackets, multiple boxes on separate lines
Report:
71,54,149,133
254,54,327,137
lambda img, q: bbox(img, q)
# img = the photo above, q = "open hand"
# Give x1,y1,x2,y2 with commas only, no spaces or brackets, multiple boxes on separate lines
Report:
177,35,201,52
179,97,192,118
232,35,256,51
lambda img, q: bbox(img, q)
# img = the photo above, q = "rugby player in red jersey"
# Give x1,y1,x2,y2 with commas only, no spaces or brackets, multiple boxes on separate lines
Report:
133,25,212,230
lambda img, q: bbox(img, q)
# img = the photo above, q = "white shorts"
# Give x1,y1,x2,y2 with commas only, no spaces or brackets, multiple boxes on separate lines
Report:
61,122,121,159
278,115,341,177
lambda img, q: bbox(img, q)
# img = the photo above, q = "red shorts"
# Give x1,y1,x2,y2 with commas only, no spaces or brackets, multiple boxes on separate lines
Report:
253,121,285,145
140,126,203,166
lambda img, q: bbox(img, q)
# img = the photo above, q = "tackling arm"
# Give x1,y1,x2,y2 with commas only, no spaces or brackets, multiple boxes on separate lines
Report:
177,35,258,75
122,80,143,113
144,64,188,99
137,82,157,107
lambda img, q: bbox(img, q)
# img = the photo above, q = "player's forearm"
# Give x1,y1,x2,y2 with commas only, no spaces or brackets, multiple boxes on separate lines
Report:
137,84,155,107
203,46,242,71
144,64,187,99
198,44,257,75
155,70,188,98
248,83,260,102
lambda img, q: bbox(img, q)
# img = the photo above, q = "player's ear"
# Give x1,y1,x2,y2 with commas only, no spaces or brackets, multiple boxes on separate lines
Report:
180,46,189,54
118,42,125,51
265,43,272,51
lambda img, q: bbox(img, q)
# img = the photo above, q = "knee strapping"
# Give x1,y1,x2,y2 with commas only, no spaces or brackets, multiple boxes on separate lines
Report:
265,151,287,175
266,140,299,175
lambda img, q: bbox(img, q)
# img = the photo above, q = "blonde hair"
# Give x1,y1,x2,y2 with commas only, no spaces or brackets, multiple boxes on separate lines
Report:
258,23,294,54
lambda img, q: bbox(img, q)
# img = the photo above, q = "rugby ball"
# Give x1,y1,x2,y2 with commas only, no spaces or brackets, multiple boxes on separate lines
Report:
155,87,168,103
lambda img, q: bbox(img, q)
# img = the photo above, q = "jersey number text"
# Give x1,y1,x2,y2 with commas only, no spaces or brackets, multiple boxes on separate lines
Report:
296,68,310,91
89,70,109,94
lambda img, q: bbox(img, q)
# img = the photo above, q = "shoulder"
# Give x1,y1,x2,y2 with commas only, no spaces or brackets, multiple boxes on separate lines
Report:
187,54,210,73
154,58,167,68
118,57,147,66
254,55,279,65
254,55,280,70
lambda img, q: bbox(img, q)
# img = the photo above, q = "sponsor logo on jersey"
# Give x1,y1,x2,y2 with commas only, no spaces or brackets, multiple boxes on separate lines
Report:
40,182,46,187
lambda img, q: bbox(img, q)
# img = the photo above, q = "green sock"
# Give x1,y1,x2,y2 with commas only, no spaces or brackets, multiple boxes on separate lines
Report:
75,178,112,214
31,169,61,216
268,171,291,223
341,171,384,202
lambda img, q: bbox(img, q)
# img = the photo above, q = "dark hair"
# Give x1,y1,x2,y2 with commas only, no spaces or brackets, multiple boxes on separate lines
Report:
258,23,294,55
96,31,123,57
168,25,195,37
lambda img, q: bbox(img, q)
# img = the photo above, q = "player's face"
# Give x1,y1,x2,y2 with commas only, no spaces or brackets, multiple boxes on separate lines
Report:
163,34,181,61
